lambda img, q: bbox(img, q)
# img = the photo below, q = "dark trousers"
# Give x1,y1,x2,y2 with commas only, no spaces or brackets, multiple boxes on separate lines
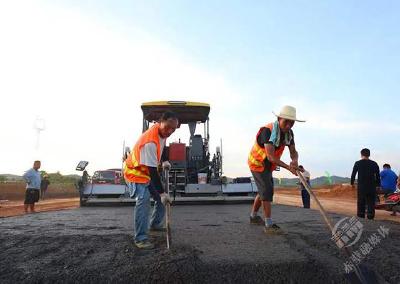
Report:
301,189,310,208
40,188,47,199
357,187,376,219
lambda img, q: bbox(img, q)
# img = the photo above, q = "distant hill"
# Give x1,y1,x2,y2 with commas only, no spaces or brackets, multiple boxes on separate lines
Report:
0,174,24,181
272,175,351,187
221,175,351,187
64,174,82,180
2,172,351,186
0,173,81,183
311,175,351,186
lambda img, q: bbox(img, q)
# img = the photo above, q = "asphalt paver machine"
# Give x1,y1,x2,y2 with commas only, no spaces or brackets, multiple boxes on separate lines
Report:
141,101,224,196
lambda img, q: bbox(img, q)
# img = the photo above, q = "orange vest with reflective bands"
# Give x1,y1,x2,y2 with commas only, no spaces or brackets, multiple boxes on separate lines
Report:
124,123,162,183
248,123,286,172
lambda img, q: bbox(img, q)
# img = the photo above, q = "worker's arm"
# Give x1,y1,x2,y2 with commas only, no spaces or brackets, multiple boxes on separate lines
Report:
22,170,32,185
350,162,358,186
288,143,299,168
148,167,164,193
148,167,171,205
265,144,297,175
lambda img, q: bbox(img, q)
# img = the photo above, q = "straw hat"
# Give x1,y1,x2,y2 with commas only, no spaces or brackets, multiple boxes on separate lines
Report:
273,105,305,122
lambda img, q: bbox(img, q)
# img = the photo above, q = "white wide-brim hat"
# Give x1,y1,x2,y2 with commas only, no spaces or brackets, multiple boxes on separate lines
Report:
273,105,305,122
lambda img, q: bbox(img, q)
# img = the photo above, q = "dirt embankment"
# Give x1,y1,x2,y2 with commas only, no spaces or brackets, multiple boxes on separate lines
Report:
0,182,78,201
274,184,400,223
0,198,79,218
276,184,356,198
0,182,79,217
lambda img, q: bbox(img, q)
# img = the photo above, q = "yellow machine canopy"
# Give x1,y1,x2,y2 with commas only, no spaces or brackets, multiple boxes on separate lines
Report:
141,101,210,124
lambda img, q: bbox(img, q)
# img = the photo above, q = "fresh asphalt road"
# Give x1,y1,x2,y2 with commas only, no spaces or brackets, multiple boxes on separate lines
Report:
1,204,399,283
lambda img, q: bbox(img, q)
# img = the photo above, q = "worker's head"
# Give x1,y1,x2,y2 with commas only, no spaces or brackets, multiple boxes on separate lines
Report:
278,117,295,133
299,165,304,170
43,174,48,179
159,111,179,138
360,148,370,158
383,164,391,169
33,160,41,170
274,105,305,133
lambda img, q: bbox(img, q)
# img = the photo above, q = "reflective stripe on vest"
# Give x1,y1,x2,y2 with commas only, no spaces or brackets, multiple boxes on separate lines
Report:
248,123,286,172
248,153,263,167
124,124,162,183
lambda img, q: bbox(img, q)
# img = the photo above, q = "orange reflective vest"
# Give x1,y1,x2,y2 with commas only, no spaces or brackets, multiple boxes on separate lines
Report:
248,123,286,172
124,123,162,183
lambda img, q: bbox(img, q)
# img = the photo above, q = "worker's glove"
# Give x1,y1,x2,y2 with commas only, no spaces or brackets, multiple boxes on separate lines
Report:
162,161,171,170
160,193,172,205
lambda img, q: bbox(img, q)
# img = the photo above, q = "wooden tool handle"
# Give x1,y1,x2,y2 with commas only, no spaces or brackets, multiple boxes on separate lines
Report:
165,169,171,250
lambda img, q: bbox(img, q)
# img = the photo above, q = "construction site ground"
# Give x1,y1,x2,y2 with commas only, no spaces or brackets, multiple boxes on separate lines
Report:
1,185,399,223
1,201,400,283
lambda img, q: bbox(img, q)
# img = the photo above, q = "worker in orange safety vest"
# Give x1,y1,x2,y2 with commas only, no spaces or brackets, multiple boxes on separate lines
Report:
248,105,305,234
124,111,178,249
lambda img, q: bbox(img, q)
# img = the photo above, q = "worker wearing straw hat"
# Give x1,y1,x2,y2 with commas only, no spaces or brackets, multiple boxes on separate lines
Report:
248,105,305,234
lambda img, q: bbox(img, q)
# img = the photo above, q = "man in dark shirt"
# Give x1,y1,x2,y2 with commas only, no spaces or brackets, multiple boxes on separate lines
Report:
40,175,50,200
351,148,380,220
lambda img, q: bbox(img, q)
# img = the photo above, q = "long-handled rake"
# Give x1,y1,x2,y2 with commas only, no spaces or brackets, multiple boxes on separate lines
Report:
297,170,378,284
164,168,172,250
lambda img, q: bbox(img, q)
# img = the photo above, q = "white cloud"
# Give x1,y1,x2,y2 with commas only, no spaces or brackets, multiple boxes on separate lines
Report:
273,96,400,133
0,1,245,176
2,2,397,180
267,96,400,177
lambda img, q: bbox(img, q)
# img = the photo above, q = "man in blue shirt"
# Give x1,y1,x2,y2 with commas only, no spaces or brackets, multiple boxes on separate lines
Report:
379,164,398,195
23,160,41,213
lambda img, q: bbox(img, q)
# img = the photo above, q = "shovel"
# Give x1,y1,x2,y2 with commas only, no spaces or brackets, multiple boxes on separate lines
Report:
297,170,379,284
164,168,172,249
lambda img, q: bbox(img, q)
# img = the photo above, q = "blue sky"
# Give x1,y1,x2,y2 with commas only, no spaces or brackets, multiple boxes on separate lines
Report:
76,0,399,96
1,1,399,178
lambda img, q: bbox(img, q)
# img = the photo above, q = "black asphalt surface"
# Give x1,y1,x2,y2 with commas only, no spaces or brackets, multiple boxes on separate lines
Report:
1,204,399,283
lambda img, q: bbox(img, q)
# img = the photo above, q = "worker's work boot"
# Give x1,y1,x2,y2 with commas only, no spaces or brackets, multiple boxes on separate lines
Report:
135,240,155,250
264,224,284,235
250,215,264,225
